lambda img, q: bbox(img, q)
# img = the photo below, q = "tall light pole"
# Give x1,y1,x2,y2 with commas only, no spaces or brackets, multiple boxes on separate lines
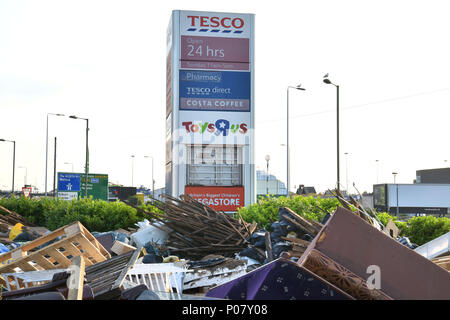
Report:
392,172,399,216
144,155,155,198
69,115,89,198
0,139,15,195
265,155,270,195
45,113,65,197
323,74,340,191
131,155,135,187
287,84,305,197
18,166,28,186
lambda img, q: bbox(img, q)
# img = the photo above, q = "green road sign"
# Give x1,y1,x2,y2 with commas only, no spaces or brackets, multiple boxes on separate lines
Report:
57,172,108,201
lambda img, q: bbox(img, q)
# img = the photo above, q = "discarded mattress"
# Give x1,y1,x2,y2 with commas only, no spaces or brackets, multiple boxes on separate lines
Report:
205,257,353,300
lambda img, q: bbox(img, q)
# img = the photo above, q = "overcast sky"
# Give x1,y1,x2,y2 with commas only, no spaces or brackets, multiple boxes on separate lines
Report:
1,0,450,194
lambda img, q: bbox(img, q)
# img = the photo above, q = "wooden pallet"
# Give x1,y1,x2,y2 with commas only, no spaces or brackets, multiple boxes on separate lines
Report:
0,221,110,290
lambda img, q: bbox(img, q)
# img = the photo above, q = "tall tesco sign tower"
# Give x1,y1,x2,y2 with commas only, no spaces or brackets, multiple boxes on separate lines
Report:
166,10,255,212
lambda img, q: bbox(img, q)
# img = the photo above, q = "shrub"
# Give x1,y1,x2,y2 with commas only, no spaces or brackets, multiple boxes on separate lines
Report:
0,196,157,232
236,195,340,230
403,215,450,246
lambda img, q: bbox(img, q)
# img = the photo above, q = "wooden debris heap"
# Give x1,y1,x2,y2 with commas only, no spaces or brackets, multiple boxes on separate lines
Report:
126,195,257,259
278,207,324,258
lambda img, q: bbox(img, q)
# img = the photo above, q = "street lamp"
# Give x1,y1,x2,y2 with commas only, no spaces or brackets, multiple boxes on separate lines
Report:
18,166,28,186
323,74,340,191
287,84,305,197
392,172,398,184
392,172,399,216
131,155,135,187
0,139,15,194
265,155,270,195
69,115,89,198
64,162,74,172
144,155,155,198
45,113,65,197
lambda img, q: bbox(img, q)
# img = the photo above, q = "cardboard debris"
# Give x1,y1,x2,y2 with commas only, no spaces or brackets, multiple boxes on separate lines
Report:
298,206,450,300
383,219,400,239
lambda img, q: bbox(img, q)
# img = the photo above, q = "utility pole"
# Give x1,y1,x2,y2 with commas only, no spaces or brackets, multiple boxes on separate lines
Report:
53,137,57,199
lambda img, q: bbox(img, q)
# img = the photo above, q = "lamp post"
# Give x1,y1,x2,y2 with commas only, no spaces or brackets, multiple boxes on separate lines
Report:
45,113,65,197
0,139,15,194
131,155,135,187
392,172,399,216
265,155,270,195
323,74,340,191
18,166,28,186
69,115,89,198
286,84,305,197
144,155,155,198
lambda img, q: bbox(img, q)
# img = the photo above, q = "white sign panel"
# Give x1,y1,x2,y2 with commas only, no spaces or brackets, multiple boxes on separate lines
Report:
57,192,78,201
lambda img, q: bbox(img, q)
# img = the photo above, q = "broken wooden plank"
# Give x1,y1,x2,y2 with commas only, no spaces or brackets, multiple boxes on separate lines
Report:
265,231,273,262
67,256,85,300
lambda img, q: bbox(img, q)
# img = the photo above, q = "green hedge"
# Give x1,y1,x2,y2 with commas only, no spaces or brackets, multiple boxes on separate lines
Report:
236,196,450,246
236,195,341,230
0,196,162,232
401,215,450,246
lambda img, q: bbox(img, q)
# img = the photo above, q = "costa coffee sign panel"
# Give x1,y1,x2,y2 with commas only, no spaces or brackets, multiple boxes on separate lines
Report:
185,186,245,212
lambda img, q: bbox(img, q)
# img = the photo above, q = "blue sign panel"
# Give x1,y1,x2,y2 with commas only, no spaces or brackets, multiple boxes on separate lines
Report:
179,70,250,112
58,173,81,192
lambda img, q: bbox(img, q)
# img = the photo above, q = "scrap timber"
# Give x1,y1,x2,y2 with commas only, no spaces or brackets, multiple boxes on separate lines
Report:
124,194,257,259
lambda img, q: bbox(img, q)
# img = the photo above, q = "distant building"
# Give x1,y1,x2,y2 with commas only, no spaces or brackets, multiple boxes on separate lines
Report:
108,186,136,202
152,187,166,202
416,167,450,184
296,185,316,195
256,170,287,195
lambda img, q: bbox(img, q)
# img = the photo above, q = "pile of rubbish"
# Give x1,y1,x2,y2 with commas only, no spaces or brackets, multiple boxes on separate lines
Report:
0,193,449,300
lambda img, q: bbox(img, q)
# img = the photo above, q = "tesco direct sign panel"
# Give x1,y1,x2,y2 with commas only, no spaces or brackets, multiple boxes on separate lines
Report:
185,186,245,212
179,70,250,112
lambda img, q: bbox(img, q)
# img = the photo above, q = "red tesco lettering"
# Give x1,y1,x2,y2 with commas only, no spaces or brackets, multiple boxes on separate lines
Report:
186,15,244,29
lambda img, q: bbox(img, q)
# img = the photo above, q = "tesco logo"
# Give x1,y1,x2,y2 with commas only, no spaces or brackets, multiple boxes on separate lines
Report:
187,16,245,29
